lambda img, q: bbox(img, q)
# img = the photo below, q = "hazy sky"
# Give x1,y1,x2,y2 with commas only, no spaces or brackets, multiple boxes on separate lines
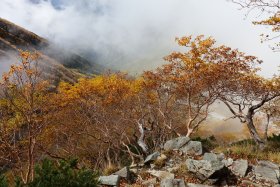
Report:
0,0,279,77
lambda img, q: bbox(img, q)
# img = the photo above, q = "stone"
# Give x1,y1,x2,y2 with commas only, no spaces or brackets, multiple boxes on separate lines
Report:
164,137,190,151
148,170,175,180
180,141,203,156
222,158,233,167
142,178,157,186
254,164,279,184
186,158,224,180
144,152,161,164
258,160,280,178
99,175,120,186
258,160,279,170
231,159,248,177
114,166,130,179
203,153,223,162
160,178,186,187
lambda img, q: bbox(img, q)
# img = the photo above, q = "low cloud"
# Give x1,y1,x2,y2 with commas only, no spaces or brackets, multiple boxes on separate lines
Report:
0,0,278,76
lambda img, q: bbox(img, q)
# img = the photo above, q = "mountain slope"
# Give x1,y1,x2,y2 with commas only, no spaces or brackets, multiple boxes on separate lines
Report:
0,17,104,85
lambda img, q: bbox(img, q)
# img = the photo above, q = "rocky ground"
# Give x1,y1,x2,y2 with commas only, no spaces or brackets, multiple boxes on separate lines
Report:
98,137,280,187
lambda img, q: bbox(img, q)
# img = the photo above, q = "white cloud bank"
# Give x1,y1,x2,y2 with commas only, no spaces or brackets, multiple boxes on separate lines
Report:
0,0,278,76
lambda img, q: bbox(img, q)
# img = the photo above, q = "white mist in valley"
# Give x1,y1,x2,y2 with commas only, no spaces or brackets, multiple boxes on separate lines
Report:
0,0,278,77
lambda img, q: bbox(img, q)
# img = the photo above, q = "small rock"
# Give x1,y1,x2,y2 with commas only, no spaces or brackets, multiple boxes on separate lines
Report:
144,152,161,164
99,175,120,186
222,158,233,167
160,178,185,187
148,170,175,180
258,160,280,178
164,137,190,151
254,164,279,184
142,178,157,186
180,141,203,156
231,159,248,177
186,158,224,180
258,160,279,170
114,166,130,179
203,153,223,162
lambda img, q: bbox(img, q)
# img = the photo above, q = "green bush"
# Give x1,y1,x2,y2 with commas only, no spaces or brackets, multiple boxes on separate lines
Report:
0,175,8,187
13,159,99,187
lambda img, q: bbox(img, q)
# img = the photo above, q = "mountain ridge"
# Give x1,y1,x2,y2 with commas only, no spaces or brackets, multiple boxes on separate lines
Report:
0,17,105,85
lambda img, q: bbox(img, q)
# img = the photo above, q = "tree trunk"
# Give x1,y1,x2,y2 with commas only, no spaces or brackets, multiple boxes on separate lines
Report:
186,128,193,137
245,116,265,150
137,122,148,154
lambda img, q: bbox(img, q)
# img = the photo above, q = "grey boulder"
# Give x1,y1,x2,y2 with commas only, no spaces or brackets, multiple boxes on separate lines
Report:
222,158,233,167
99,175,120,186
144,152,161,164
203,153,224,162
186,158,224,180
114,166,130,180
254,160,280,184
180,141,203,156
164,137,190,151
231,159,248,177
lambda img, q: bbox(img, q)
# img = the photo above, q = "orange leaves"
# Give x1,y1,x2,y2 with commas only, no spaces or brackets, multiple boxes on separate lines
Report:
175,36,192,46
58,73,145,108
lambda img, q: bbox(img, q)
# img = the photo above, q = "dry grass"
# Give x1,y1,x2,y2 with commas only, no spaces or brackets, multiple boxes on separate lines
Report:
103,164,119,176
215,140,280,164
173,163,189,176
153,158,166,169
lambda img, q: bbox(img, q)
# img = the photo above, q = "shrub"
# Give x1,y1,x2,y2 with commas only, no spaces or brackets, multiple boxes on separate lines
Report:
16,159,99,187
0,175,8,187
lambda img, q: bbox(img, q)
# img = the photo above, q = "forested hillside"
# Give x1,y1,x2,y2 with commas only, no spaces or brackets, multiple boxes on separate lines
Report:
0,0,280,186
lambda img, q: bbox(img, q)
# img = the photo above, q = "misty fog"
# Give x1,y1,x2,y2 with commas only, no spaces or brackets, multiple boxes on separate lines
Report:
0,0,278,77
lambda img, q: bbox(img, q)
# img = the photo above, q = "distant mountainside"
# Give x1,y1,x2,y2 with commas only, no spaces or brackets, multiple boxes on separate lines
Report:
0,17,105,85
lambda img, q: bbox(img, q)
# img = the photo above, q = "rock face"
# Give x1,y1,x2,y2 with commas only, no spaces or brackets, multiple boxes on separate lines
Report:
222,158,233,167
116,137,280,187
144,152,161,164
203,153,224,162
231,159,248,177
0,18,105,84
186,158,224,180
114,166,130,180
99,175,120,186
164,137,190,151
160,178,185,187
180,141,203,156
254,160,280,184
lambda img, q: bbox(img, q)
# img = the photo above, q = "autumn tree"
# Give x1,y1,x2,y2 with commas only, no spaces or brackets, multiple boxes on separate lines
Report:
0,51,50,183
219,69,280,148
233,0,280,51
48,73,152,167
144,35,262,137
